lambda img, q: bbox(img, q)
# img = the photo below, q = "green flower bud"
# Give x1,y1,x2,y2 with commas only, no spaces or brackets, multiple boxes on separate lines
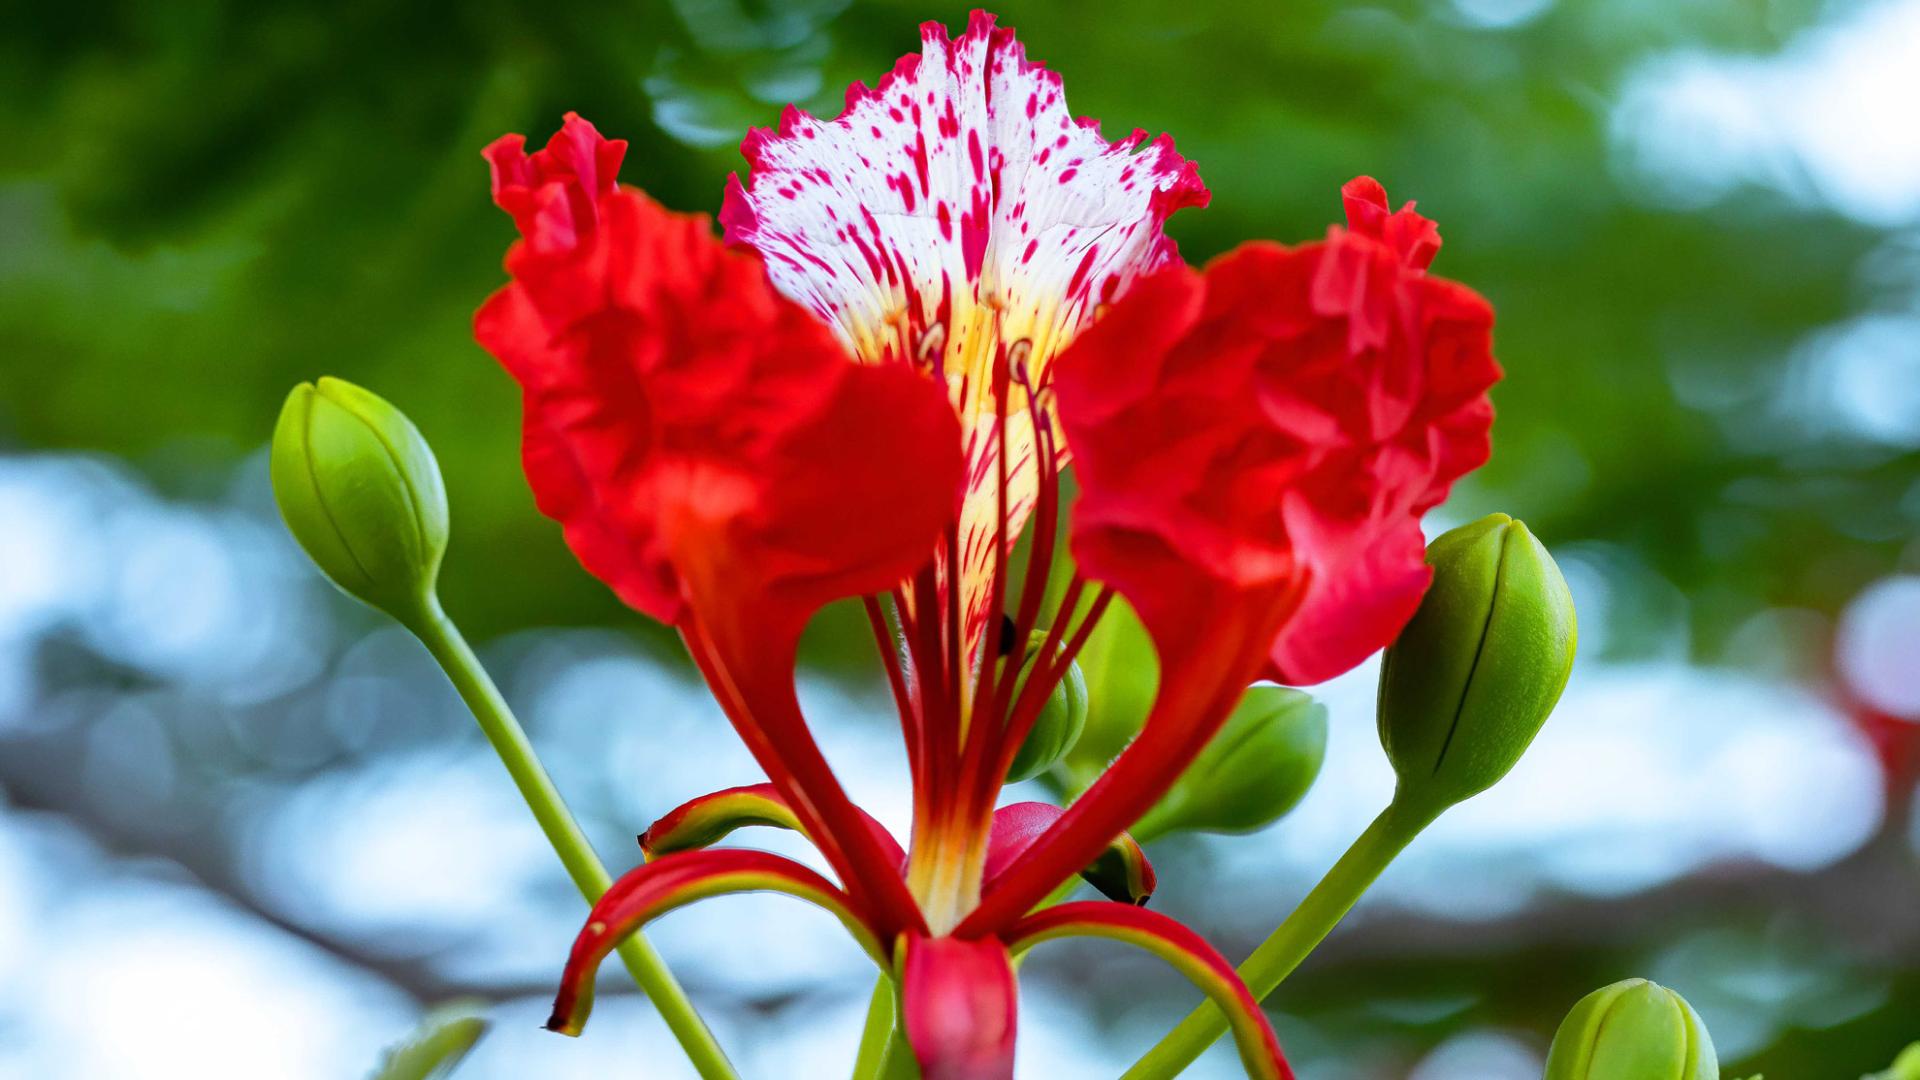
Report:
1377,513,1575,813
1006,630,1090,783
271,377,448,625
1545,979,1719,1080
1059,596,1156,789
1134,685,1327,839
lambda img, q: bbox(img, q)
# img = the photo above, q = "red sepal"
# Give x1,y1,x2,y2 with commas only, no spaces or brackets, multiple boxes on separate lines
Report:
640,782,907,871
898,933,1018,1080
980,802,1155,906
546,849,884,1036
1007,902,1294,1080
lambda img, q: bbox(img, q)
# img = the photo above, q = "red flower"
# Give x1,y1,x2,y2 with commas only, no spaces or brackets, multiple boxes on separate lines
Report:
475,12,1497,1078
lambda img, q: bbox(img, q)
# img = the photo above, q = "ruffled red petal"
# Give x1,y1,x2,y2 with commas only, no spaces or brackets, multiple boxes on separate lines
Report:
961,179,1498,930
1057,179,1499,689
475,116,964,629
484,112,627,255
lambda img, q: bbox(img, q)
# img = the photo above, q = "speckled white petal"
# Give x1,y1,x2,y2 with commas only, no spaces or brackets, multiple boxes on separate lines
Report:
721,10,1208,665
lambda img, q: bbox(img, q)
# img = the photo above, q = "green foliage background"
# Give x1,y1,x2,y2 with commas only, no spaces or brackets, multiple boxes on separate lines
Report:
8,0,1908,645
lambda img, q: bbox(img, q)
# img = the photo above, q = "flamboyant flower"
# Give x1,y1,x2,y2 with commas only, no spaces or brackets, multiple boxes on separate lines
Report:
475,11,1499,1078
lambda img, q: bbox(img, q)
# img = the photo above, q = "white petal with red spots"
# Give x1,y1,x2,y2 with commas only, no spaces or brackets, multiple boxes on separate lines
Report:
721,11,1208,667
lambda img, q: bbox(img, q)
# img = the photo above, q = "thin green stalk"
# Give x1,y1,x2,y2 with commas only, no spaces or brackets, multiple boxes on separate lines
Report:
851,976,896,1080
408,599,737,1080
875,997,921,1080
1121,798,1438,1080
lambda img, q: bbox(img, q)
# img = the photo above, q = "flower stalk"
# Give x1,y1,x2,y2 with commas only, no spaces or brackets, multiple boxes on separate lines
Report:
270,376,734,1079
410,600,737,1080
1121,797,1438,1079
851,977,899,1080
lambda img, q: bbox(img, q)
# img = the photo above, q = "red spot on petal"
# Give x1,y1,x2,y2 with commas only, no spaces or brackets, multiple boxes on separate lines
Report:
1066,245,1098,296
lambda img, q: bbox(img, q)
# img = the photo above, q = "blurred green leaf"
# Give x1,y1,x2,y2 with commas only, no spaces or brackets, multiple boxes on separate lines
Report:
369,1002,489,1080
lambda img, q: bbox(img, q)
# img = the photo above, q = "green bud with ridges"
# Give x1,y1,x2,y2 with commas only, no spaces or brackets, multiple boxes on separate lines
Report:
1377,513,1575,814
1134,685,1327,839
1006,630,1090,783
1545,978,1719,1080
271,377,448,627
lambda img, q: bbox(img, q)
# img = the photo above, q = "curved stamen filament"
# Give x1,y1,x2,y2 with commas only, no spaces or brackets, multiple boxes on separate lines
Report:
900,332,1123,932
966,336,1018,745
865,596,920,793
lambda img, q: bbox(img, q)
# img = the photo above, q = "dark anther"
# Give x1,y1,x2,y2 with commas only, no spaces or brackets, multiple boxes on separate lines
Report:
998,614,1018,656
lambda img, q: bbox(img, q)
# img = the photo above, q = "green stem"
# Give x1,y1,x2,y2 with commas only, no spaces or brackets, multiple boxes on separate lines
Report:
875,995,921,1080
1120,797,1438,1080
408,598,737,1080
851,976,896,1080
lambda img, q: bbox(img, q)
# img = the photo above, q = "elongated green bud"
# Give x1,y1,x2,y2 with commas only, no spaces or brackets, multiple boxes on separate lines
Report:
1378,513,1575,813
271,377,448,626
1545,979,1719,1080
1134,685,1326,839
1007,631,1090,783
1058,597,1156,791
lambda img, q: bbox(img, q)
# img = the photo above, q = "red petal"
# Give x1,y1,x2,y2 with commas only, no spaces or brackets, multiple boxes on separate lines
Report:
1340,174,1441,271
546,849,884,1036
981,802,1155,905
640,782,907,871
1054,184,1498,691
484,112,626,255
899,933,1018,1080
476,132,962,626
1007,902,1294,1080
963,182,1498,930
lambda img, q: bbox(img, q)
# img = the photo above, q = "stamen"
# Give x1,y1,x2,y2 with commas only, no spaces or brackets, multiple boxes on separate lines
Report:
914,323,948,369
865,595,920,787
965,336,1016,745
993,379,1061,727
944,518,963,723
1006,339,1034,386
